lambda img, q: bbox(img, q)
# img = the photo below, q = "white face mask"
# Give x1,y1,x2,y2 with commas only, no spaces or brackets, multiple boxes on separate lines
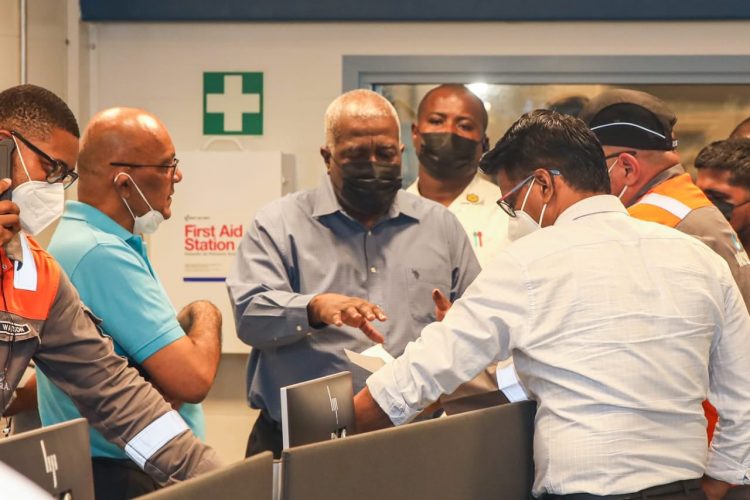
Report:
10,137,65,236
507,178,547,242
607,159,629,200
114,172,165,234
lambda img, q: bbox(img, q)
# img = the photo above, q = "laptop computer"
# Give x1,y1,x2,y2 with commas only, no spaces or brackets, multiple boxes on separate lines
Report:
0,418,94,500
139,451,274,500
280,371,354,449
280,400,537,500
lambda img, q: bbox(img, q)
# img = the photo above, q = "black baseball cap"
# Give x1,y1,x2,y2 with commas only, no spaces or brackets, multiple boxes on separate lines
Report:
579,89,678,151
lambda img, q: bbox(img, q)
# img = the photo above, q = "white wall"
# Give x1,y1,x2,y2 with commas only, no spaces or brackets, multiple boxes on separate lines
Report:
0,0,67,99
88,21,750,191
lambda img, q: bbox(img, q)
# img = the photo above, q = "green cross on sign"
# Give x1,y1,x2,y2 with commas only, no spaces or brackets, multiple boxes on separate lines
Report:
203,72,263,135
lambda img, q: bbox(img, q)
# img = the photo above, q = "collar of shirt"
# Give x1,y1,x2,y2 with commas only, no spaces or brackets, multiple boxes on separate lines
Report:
62,200,148,258
408,174,496,209
630,163,685,204
312,174,421,226
554,194,628,225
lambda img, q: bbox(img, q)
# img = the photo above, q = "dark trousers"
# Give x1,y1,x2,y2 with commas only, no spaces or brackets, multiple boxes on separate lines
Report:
725,486,750,500
91,457,159,500
542,479,706,500
245,411,283,459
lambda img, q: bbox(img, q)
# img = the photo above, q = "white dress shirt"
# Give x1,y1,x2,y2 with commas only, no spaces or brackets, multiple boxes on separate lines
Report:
407,175,510,267
367,195,750,496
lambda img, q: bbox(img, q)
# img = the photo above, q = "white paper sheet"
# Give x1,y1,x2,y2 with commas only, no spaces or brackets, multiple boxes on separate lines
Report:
344,344,395,373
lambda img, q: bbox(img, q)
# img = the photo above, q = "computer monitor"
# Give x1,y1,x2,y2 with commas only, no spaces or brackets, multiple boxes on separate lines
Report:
280,371,354,449
139,451,274,500
280,401,537,500
0,418,94,500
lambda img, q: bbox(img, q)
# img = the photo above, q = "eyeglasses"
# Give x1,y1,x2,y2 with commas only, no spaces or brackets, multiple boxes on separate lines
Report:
496,169,561,218
604,150,637,160
110,157,180,175
10,130,78,189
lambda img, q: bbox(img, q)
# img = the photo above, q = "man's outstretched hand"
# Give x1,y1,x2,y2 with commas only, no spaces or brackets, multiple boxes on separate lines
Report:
308,293,386,343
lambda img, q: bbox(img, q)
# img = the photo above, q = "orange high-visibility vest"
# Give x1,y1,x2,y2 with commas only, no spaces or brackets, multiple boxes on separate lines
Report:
628,173,718,442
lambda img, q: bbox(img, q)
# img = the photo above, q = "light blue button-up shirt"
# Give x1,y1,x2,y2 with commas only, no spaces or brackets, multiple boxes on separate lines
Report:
37,200,205,459
226,176,481,422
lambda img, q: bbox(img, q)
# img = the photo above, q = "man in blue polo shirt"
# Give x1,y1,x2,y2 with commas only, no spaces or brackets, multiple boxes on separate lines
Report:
36,107,222,499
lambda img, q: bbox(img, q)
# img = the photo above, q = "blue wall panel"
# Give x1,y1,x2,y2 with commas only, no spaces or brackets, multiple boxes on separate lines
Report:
80,0,750,22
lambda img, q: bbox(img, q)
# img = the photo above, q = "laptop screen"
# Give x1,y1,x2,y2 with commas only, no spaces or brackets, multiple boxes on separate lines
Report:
0,418,94,500
280,371,354,449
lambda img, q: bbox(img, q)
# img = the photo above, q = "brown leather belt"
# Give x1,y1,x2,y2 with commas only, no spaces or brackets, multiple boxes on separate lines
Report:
542,479,703,500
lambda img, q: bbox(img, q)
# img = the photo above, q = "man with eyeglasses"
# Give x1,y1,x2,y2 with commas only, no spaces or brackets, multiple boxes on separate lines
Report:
0,85,221,489
30,106,222,498
354,110,750,500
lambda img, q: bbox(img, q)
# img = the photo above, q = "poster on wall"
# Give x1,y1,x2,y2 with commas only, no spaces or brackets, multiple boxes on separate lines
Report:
149,151,283,353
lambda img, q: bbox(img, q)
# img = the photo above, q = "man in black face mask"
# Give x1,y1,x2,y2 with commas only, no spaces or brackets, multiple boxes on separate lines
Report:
227,89,480,459
407,84,510,268
695,138,750,252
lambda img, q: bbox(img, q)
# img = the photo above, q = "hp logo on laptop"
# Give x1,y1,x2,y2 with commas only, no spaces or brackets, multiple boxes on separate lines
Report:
327,385,347,440
40,439,58,489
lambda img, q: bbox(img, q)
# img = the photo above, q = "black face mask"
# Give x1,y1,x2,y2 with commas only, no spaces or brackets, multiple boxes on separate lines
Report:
706,191,734,221
337,161,402,216
417,132,481,180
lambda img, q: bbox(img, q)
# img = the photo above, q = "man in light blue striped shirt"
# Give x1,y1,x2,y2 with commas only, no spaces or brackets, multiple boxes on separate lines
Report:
227,89,481,458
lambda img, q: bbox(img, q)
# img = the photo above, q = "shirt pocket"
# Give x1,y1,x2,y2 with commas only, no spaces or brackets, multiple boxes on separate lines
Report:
405,268,451,324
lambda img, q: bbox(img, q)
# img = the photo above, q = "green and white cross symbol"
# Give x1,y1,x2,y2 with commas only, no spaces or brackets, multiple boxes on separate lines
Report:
203,72,263,135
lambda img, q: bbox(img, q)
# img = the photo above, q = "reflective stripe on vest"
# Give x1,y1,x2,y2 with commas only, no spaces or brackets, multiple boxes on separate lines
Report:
124,410,189,469
632,193,691,220
628,173,713,228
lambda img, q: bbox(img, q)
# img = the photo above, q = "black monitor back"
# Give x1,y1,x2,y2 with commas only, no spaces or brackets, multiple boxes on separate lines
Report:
280,400,536,500
139,451,274,500
280,371,353,449
0,418,94,500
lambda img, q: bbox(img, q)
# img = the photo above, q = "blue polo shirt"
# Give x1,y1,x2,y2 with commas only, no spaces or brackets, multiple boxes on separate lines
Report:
36,201,205,459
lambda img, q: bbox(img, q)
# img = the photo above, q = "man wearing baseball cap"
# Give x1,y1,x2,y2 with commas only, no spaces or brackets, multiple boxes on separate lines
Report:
580,89,750,314
581,90,750,494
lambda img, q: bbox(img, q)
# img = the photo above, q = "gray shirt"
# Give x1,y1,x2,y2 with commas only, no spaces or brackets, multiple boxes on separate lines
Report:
226,176,481,422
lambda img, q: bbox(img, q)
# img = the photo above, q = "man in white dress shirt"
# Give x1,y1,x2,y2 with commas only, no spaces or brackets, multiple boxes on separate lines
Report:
355,110,750,500
407,84,510,268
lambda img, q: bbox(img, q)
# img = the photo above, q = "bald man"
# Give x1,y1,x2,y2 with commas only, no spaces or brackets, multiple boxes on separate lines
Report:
35,108,222,499
409,84,509,267
226,89,480,458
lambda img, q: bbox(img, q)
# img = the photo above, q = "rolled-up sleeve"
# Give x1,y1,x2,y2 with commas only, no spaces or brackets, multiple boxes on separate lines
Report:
366,253,527,425
226,210,315,349
706,278,750,484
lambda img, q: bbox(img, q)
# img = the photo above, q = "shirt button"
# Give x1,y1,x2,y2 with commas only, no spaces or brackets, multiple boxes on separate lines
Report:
368,231,372,236
370,266,377,273
296,325,302,332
